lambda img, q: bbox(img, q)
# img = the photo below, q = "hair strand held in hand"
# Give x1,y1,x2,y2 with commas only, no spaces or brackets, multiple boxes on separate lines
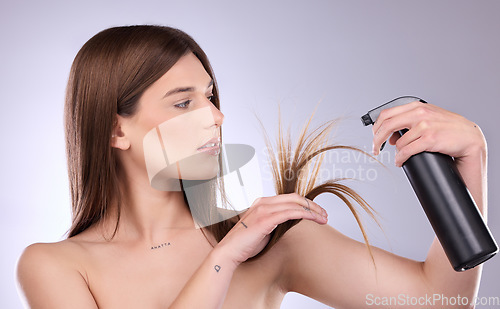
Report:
251,106,381,262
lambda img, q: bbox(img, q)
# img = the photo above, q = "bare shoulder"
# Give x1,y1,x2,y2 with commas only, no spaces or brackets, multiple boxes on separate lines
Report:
18,236,91,274
19,238,82,262
17,238,98,309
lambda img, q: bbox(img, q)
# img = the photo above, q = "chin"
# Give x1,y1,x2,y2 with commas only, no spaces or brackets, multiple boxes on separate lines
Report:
148,152,220,191
177,153,220,180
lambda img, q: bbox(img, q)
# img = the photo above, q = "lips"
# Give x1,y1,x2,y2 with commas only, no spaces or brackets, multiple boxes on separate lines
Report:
197,136,221,156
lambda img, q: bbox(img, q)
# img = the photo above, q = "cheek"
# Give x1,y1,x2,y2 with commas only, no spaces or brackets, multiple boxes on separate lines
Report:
158,107,211,162
143,106,218,184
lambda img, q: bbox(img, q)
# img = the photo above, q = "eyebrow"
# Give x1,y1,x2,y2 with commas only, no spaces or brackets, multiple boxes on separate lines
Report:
163,80,213,98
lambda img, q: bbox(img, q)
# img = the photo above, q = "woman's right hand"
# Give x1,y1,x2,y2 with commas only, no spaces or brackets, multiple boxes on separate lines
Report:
215,193,328,267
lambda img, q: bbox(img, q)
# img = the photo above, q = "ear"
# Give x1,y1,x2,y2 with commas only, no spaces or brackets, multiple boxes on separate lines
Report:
111,115,131,150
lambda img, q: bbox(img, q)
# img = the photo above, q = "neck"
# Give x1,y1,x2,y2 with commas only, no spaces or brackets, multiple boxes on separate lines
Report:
105,171,197,245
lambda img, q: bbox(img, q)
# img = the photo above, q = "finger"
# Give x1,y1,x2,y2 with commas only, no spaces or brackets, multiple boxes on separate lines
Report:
394,121,428,150
247,201,327,223
300,196,328,218
273,200,327,219
267,207,328,227
254,193,327,217
372,101,423,135
394,136,433,167
252,193,305,205
237,206,326,235
388,132,400,145
295,194,327,216
372,103,436,155
372,108,417,155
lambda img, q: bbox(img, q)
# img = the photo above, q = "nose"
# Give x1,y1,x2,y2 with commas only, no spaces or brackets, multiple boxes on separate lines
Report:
207,98,224,128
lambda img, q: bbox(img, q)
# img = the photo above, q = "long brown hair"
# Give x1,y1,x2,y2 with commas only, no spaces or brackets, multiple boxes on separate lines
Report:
65,25,222,237
65,25,377,261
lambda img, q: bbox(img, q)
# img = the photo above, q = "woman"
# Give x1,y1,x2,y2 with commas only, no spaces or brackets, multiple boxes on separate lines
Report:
17,25,488,308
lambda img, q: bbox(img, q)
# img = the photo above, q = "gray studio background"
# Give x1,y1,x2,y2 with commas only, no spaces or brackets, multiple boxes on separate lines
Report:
1,0,499,308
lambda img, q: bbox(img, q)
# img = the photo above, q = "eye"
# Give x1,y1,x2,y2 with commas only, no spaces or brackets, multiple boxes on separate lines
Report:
174,100,191,109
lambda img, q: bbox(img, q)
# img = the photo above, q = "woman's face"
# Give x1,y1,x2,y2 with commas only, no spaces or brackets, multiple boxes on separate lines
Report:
118,52,224,190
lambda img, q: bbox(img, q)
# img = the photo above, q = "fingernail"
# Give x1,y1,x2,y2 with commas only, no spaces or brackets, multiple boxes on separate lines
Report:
322,208,327,217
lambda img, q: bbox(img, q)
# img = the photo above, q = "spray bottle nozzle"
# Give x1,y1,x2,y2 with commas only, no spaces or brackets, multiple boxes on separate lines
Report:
361,113,373,126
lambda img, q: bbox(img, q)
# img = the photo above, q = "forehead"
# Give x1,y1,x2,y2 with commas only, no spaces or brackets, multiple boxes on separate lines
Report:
155,52,212,89
135,52,213,116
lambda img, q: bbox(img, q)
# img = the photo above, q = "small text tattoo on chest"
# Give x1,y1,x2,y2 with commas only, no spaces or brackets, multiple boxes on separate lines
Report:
151,242,171,250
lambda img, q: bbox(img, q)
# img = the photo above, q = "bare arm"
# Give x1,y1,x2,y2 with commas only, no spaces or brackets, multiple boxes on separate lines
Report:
280,102,488,308
170,194,328,308
167,246,237,308
420,133,486,302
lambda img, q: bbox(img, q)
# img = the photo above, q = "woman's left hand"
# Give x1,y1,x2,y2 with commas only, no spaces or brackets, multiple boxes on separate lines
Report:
371,101,487,167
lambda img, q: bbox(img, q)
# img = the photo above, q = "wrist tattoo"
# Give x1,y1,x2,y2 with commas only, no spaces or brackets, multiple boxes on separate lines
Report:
214,265,221,272
240,221,248,228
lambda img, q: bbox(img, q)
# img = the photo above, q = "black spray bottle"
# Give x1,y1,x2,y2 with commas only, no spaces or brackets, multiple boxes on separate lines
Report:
361,96,497,271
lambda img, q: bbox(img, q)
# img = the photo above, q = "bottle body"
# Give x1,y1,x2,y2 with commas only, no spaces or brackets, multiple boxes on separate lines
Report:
362,96,498,271
401,145,497,271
